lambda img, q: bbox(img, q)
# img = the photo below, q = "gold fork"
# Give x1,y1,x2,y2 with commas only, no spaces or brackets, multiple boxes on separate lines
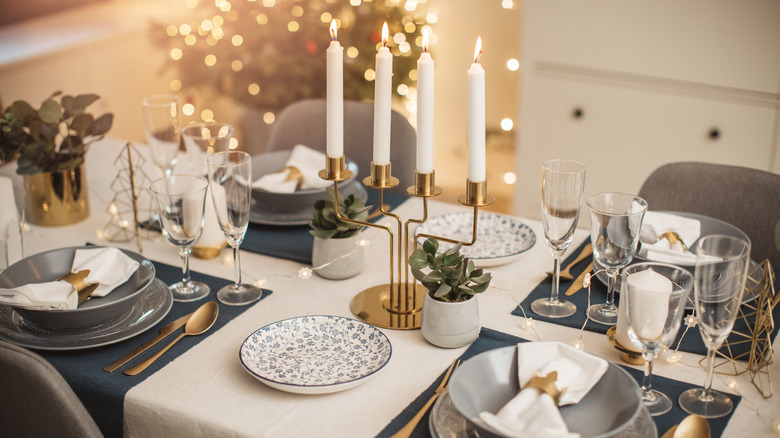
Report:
391,358,461,438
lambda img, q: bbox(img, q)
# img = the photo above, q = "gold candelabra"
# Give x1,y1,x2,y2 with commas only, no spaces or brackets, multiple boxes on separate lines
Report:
320,156,494,330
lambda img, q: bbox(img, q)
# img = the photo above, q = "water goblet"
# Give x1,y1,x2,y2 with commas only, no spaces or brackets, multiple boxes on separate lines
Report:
143,95,181,177
623,262,693,416
586,192,648,325
678,235,751,418
531,159,585,318
149,175,210,302
182,122,235,176
208,150,263,306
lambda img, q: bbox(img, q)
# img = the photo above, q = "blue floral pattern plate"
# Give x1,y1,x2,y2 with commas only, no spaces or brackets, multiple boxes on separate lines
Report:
415,212,536,267
239,315,392,394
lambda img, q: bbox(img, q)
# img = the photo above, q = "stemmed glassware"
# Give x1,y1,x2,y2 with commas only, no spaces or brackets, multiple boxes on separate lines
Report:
679,235,751,418
149,175,210,302
182,122,235,176
623,262,693,416
207,150,263,306
531,159,586,318
143,95,181,177
586,192,648,325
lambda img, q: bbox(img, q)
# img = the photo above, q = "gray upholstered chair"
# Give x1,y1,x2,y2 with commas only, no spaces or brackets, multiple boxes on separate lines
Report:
638,162,780,267
265,98,417,195
0,340,103,437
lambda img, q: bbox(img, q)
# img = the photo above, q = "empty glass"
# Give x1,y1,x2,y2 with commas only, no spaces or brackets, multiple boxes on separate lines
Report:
182,122,235,176
149,175,210,302
679,235,751,418
143,95,181,177
623,262,693,416
531,159,585,318
208,151,263,306
586,193,648,325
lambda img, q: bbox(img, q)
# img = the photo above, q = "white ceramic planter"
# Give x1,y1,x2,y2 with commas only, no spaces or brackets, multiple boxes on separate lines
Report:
421,291,480,348
312,235,364,280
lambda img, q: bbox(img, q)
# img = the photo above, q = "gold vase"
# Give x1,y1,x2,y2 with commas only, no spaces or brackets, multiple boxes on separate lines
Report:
24,164,89,226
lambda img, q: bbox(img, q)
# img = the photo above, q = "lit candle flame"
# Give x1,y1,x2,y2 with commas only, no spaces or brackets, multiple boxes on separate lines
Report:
473,37,483,63
422,31,429,52
382,22,388,47
330,19,337,41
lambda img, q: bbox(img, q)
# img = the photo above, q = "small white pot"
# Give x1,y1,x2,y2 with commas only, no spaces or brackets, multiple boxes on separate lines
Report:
312,234,364,280
421,291,480,348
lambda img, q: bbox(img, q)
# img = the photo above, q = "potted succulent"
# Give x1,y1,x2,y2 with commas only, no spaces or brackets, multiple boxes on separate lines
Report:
309,187,372,280
409,237,492,348
0,91,113,226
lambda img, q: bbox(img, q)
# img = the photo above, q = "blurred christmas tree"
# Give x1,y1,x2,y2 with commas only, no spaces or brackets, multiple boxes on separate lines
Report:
151,0,429,113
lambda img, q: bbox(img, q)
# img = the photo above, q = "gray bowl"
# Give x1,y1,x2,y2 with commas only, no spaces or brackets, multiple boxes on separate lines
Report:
448,346,642,438
251,150,359,215
0,246,155,329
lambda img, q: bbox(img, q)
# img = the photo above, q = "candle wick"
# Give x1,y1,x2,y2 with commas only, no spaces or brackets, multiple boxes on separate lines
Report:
383,40,388,48
474,49,483,64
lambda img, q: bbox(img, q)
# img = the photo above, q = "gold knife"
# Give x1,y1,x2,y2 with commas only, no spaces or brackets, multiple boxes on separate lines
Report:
565,262,593,296
103,312,194,372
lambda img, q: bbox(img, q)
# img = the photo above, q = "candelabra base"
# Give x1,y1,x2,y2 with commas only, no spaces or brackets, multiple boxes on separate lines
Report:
350,283,427,330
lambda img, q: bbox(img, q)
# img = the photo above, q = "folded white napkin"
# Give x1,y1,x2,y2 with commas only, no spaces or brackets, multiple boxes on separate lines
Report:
478,342,608,438
0,176,22,268
252,145,332,193
638,211,701,264
0,247,139,310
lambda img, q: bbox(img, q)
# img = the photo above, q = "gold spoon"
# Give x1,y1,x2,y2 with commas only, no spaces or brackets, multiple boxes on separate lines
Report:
661,414,710,438
547,243,592,281
124,301,219,376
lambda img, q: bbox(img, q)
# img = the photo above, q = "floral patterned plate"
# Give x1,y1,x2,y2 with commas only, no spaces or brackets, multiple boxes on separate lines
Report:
415,212,536,267
239,315,392,394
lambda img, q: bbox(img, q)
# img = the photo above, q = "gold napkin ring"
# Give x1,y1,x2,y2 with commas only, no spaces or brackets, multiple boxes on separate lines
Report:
525,371,564,405
59,270,99,306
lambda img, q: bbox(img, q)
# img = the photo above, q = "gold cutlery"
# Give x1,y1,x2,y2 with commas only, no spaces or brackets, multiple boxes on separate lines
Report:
547,243,592,281
565,262,593,296
124,301,219,376
661,414,710,438
104,311,195,372
390,358,460,438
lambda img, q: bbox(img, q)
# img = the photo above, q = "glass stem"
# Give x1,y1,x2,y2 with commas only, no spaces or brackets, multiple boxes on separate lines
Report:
605,269,617,310
232,245,242,287
179,247,192,285
550,256,562,303
641,351,655,397
700,346,717,402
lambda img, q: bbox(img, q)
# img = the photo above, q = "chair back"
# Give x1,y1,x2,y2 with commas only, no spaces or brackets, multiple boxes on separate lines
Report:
266,98,417,194
638,161,780,267
0,340,103,437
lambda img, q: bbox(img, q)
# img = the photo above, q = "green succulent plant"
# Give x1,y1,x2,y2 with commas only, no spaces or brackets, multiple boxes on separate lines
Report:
309,186,372,239
0,91,113,175
409,237,492,302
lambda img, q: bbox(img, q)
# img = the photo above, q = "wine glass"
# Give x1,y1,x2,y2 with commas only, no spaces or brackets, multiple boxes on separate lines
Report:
207,150,263,306
143,95,181,177
149,175,210,302
623,262,693,416
679,234,751,418
531,159,585,318
586,192,648,325
182,122,235,176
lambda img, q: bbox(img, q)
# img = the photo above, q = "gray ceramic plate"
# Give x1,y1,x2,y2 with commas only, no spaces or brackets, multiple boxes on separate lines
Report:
448,346,644,438
0,246,155,329
250,150,360,223
249,181,368,226
0,278,172,351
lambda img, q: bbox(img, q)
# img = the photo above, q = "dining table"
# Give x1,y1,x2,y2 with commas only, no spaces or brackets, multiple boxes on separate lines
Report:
1,138,779,438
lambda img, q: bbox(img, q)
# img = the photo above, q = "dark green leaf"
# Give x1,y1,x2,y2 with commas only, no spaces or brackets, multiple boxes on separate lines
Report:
90,113,113,136
72,94,100,112
38,99,63,124
70,114,94,138
434,283,451,298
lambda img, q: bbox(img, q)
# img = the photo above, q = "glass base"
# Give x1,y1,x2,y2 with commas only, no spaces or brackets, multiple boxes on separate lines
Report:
531,297,577,318
170,281,210,302
643,389,672,416
678,388,734,419
587,303,618,325
217,283,263,306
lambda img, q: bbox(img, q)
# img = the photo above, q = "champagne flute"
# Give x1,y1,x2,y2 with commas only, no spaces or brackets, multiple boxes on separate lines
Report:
623,262,693,416
208,150,263,306
679,235,751,418
531,159,585,318
143,95,181,177
149,175,210,302
586,192,647,325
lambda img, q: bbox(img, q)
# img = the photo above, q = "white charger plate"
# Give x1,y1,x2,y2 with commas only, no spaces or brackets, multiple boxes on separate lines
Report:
415,212,536,267
239,315,392,394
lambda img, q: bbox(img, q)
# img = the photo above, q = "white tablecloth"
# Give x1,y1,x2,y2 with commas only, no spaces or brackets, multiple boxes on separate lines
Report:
4,139,779,437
